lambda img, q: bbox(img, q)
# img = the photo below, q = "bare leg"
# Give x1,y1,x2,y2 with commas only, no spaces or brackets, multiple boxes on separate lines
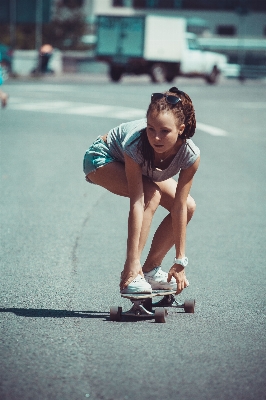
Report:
87,161,161,264
142,179,196,272
0,89,8,108
87,164,195,281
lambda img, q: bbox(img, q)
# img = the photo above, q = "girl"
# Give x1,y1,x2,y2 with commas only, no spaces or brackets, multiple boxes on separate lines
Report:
83,87,200,295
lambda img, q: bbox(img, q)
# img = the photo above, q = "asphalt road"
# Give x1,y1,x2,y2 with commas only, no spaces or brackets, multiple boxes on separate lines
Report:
1,75,266,400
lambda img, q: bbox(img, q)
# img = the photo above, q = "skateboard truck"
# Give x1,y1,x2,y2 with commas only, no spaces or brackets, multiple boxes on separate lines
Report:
110,291,195,323
110,301,168,323
122,299,155,317
152,293,191,309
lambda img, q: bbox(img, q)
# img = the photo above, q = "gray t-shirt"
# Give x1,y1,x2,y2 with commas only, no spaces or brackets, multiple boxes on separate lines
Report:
107,118,200,182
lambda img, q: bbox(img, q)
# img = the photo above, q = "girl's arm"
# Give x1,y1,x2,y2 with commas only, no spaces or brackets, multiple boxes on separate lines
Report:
120,154,145,290
168,156,200,293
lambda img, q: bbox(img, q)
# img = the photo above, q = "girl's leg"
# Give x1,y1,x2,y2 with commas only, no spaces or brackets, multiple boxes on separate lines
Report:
87,161,161,262
142,178,196,272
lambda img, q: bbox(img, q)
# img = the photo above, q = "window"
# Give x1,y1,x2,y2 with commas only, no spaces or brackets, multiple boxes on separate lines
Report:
252,0,266,11
216,25,237,36
188,38,201,50
182,0,238,10
62,0,84,8
133,0,266,11
113,0,124,6
133,0,182,8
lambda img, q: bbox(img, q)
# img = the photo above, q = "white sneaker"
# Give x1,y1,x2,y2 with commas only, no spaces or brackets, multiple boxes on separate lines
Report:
144,266,177,290
120,274,152,294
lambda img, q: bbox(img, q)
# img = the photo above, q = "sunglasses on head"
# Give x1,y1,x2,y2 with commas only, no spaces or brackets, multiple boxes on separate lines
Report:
151,93,182,105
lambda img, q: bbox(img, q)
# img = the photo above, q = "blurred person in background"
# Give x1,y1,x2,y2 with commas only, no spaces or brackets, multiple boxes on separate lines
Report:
32,44,54,75
39,44,54,73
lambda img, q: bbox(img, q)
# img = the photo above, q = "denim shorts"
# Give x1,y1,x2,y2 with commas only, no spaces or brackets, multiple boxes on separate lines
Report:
83,136,116,182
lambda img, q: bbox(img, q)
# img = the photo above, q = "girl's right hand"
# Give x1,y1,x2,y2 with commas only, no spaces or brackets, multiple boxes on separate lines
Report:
120,259,143,290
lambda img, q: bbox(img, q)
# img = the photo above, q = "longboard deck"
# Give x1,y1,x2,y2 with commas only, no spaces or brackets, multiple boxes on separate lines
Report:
121,290,175,300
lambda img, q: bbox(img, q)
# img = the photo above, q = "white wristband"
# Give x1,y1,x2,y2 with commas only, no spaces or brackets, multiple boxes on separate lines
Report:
174,257,188,267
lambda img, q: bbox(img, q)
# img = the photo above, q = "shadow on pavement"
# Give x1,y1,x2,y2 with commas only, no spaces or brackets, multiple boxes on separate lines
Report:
0,307,108,319
0,308,167,322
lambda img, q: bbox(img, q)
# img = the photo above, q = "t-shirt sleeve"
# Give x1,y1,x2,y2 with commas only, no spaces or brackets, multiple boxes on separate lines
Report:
180,140,200,170
123,136,144,164
122,119,147,164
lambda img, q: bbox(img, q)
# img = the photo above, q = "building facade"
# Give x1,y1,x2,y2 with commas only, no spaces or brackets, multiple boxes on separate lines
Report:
83,0,266,39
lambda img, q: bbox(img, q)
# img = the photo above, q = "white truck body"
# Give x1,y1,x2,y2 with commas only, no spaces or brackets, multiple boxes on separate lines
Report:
96,15,227,83
143,16,186,62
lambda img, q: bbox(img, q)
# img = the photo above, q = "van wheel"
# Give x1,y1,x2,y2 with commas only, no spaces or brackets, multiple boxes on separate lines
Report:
109,65,123,82
205,66,219,84
166,74,175,83
150,63,167,83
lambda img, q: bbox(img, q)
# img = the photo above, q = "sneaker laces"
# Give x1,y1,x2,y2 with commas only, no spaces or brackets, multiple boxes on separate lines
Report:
152,267,176,284
131,275,144,283
153,267,167,278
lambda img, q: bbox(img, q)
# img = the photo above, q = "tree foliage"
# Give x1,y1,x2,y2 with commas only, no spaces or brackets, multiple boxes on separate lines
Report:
43,4,87,49
0,0,88,50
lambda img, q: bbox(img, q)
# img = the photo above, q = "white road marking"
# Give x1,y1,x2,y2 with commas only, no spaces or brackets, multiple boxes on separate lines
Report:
9,99,146,119
10,101,73,111
12,84,76,92
236,102,266,109
196,122,228,136
8,98,228,136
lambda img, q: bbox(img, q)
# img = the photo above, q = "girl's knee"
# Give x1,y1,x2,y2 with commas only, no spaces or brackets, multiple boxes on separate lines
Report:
187,196,196,218
144,185,161,213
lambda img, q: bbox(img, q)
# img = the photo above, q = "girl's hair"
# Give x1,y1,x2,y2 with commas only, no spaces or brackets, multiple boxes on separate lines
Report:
138,87,196,173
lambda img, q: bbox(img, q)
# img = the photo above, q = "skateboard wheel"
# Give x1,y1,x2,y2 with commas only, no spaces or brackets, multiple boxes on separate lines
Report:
184,299,195,313
154,307,166,323
110,306,122,321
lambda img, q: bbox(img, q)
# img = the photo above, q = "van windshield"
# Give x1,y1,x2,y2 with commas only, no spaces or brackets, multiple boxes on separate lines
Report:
188,38,201,50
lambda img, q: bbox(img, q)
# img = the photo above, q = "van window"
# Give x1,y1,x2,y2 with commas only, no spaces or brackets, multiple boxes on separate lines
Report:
216,25,236,36
188,38,201,50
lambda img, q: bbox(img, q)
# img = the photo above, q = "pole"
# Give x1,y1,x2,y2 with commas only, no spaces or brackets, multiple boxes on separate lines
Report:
35,0,43,51
9,0,16,49
236,0,248,81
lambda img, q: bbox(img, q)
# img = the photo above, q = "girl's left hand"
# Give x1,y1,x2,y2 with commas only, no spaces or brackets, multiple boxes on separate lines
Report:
167,264,189,294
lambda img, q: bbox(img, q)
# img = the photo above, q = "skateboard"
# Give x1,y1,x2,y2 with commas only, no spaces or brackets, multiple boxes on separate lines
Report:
110,290,195,323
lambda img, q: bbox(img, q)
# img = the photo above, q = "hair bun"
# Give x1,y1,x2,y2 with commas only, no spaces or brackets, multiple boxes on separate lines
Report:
169,87,179,93
169,87,185,96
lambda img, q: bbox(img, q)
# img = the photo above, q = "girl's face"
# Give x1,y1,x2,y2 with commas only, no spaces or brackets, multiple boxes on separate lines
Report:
146,111,185,156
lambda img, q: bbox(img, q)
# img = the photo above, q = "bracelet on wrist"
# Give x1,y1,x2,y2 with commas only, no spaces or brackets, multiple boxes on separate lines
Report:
174,256,188,267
